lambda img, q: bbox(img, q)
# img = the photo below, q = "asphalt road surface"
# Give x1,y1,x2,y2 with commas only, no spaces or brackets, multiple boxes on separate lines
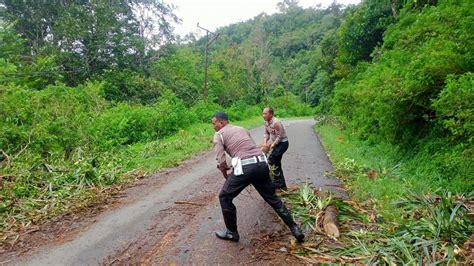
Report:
5,119,345,265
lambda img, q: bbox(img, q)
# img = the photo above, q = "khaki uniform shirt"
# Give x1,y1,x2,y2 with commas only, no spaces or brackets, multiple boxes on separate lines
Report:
264,117,288,145
213,124,262,170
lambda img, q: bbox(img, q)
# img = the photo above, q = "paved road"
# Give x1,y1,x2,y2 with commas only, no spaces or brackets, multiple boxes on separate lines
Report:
9,119,344,265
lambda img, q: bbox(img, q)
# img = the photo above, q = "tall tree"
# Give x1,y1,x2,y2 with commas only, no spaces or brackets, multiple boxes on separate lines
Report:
277,0,302,13
1,0,179,85
335,0,394,77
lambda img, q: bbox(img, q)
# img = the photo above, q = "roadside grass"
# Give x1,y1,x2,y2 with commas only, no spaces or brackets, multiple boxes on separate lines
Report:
315,123,405,221
314,122,472,222
0,116,265,249
281,117,473,263
124,116,263,173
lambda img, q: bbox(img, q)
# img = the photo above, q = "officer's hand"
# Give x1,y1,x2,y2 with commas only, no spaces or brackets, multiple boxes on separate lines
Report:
221,169,229,179
218,162,229,179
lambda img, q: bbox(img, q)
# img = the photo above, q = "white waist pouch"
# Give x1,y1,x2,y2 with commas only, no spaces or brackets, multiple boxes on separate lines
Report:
231,157,243,175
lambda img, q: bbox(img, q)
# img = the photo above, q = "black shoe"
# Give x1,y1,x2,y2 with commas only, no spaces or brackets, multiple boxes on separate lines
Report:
290,225,305,243
215,229,240,242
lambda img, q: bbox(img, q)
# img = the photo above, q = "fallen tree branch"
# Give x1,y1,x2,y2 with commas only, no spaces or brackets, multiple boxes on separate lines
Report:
340,255,372,263
174,201,204,206
293,254,319,264
0,149,11,166
13,136,31,161
310,253,338,262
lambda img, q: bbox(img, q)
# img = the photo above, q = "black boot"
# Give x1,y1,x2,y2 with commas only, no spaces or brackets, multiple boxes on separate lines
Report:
275,206,305,243
289,224,304,243
273,175,287,191
215,229,240,242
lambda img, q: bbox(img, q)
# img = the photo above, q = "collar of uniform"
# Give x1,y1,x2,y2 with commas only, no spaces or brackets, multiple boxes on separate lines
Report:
265,118,274,126
217,123,230,134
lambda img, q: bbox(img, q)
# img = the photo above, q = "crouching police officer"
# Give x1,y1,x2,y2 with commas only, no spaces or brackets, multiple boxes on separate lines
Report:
211,112,304,243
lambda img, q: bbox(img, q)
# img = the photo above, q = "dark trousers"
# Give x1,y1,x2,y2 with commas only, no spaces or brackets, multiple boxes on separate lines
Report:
268,141,289,189
219,161,284,232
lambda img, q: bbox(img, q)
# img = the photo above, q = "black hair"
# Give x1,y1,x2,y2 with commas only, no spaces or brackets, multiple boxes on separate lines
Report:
212,112,229,121
265,107,274,115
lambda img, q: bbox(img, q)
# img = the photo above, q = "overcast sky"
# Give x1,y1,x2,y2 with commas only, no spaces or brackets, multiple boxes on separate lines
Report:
168,0,361,37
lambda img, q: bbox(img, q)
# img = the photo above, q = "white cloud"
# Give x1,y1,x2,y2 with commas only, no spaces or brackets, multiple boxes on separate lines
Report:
167,0,361,37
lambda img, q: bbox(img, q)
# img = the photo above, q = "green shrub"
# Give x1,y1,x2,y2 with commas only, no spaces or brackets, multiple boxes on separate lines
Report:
90,103,157,148
331,2,472,145
190,100,262,123
432,73,474,142
90,91,197,149
269,93,315,117
153,90,198,137
0,82,105,157
100,69,163,104
190,101,223,122
225,101,262,121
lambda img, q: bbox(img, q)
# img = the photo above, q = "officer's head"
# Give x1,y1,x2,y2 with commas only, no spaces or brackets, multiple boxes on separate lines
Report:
211,112,229,132
262,107,274,122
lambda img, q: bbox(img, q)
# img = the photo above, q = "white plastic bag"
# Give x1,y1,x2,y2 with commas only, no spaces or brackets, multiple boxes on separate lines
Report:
231,157,243,175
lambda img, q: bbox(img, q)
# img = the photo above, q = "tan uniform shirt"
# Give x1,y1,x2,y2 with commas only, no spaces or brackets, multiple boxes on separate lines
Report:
264,117,288,145
213,124,262,170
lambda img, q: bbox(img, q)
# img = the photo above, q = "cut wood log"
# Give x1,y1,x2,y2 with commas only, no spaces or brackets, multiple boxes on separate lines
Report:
323,204,340,238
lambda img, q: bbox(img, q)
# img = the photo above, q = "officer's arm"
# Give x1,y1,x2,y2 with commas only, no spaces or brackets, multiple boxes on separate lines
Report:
271,122,282,148
213,134,229,178
263,124,270,144
218,162,229,179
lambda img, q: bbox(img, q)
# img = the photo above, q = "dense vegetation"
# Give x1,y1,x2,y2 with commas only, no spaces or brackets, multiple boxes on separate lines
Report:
331,1,473,192
0,0,313,246
0,0,472,261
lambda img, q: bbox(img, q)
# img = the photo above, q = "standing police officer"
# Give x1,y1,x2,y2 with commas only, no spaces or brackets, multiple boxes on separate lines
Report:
262,107,289,190
211,112,304,243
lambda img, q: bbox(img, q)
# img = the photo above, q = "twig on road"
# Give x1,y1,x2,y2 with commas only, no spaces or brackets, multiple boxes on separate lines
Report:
174,201,204,206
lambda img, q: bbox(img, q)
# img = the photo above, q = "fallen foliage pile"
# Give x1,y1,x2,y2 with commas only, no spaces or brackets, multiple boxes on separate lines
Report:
281,184,473,264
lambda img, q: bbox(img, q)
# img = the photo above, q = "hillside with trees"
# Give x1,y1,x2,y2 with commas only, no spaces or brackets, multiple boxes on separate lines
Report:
1,0,472,263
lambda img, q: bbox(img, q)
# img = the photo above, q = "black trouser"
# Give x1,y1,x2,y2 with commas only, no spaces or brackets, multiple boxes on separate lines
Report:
268,141,289,189
218,161,284,232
